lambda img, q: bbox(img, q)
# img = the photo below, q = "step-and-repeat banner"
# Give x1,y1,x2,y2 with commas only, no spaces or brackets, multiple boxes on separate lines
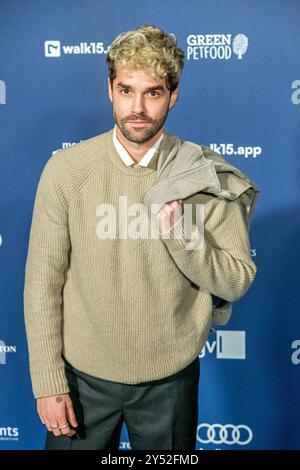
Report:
1,0,299,450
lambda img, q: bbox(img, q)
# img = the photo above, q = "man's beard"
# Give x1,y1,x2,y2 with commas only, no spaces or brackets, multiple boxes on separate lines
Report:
113,109,169,144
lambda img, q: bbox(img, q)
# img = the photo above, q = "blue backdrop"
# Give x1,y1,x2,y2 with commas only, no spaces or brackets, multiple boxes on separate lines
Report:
0,0,299,450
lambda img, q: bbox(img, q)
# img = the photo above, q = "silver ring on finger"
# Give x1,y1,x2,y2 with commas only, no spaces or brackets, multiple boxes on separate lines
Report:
58,423,70,430
50,424,60,430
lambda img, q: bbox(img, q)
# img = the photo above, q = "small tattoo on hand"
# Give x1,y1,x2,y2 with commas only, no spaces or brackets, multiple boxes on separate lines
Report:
56,396,63,403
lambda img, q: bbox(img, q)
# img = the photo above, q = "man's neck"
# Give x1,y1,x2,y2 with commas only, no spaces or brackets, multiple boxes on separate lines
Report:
115,126,164,163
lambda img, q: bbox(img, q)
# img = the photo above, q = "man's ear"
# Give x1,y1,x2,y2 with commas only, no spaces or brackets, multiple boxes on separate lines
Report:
107,77,113,103
169,85,179,110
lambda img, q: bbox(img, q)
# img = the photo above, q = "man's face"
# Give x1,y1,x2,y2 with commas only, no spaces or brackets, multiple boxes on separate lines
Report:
108,66,179,144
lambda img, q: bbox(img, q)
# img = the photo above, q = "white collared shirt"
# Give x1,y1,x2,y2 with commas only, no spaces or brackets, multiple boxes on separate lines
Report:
112,124,164,167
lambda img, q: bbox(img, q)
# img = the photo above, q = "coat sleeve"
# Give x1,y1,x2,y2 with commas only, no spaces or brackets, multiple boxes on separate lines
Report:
23,158,71,398
160,193,257,303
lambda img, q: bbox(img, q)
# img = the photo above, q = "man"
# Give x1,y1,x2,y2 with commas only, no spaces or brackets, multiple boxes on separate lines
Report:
23,24,257,450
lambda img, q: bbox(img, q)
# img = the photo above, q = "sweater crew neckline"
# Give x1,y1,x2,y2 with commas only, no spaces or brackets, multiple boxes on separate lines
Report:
105,127,163,176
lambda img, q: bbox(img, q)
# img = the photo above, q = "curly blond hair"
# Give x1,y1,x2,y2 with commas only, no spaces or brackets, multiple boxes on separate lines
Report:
106,24,185,93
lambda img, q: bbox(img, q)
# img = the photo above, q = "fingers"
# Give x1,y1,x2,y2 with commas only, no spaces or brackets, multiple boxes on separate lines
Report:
162,200,183,222
66,397,78,429
37,394,78,438
167,200,183,216
157,199,184,234
48,418,72,437
65,429,77,437
167,199,183,206
159,205,175,233
163,200,183,215
56,418,75,437
37,399,53,432
44,416,55,434
50,422,63,437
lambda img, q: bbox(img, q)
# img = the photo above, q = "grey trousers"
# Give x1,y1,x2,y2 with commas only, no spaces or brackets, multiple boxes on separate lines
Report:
44,355,200,450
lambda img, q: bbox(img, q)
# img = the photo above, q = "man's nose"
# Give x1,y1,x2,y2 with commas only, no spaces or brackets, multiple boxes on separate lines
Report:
131,94,146,114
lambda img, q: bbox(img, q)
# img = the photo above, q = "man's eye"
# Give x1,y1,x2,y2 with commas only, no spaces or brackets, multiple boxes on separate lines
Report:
120,89,160,96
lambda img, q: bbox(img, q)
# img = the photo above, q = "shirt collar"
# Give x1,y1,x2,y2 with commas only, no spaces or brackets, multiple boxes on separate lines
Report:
112,124,164,167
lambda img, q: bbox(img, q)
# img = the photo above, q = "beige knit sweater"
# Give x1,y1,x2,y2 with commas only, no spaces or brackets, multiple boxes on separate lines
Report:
23,127,257,398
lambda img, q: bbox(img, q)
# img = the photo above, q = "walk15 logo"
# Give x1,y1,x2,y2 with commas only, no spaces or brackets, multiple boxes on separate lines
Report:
209,143,262,159
0,80,6,104
44,40,109,57
0,340,17,365
0,427,19,442
186,33,248,60
200,330,246,359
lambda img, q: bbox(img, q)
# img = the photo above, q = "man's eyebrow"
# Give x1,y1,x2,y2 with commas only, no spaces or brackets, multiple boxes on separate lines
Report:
116,82,165,92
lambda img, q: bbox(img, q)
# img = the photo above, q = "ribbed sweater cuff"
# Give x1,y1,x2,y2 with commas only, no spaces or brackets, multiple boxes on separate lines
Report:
31,367,70,399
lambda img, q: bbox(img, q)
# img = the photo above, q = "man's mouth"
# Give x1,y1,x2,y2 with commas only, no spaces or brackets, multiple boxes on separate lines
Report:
128,121,150,127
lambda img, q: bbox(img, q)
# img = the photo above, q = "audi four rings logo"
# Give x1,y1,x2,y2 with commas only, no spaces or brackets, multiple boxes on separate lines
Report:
197,423,253,446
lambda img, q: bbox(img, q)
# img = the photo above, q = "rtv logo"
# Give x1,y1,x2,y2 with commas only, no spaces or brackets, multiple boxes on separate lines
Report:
0,340,17,365
200,330,246,359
